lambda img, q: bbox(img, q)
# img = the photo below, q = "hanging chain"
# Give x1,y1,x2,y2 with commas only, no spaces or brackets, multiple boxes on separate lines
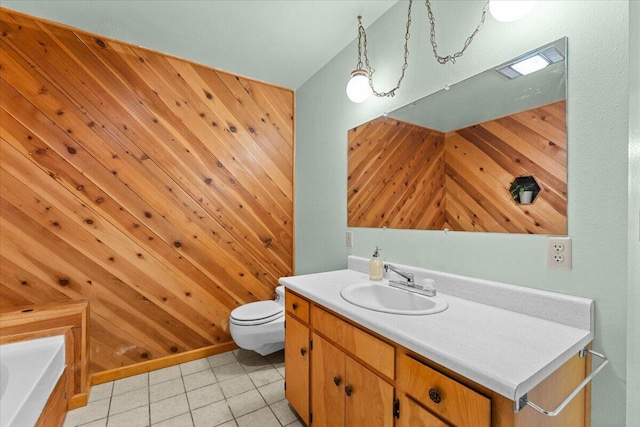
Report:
354,0,488,98
425,0,489,64
357,0,413,97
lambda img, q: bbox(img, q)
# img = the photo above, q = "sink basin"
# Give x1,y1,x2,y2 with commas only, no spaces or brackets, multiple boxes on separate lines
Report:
340,282,448,315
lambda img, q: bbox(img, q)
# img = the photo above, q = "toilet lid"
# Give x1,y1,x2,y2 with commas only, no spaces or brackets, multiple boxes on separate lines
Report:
230,301,284,326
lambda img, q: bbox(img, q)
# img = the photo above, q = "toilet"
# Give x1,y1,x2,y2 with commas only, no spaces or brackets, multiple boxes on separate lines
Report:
229,286,285,356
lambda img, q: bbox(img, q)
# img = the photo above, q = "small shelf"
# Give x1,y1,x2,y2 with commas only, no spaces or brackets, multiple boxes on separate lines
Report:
509,176,541,204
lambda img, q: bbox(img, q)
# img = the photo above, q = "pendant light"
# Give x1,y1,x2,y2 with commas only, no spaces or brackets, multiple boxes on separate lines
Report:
489,0,538,23
347,0,537,103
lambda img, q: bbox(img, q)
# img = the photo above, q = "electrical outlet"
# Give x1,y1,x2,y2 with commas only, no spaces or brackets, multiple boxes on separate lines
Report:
547,236,571,270
346,231,353,248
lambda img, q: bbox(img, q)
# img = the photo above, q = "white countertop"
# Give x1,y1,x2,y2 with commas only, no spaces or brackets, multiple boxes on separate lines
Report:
279,256,594,404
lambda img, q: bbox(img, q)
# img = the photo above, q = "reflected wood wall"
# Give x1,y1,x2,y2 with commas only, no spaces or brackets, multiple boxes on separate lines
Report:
0,9,294,374
348,117,446,230
348,101,566,234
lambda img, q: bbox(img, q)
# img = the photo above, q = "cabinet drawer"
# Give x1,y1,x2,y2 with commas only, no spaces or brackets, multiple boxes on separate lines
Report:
312,307,394,379
285,290,309,324
397,354,490,427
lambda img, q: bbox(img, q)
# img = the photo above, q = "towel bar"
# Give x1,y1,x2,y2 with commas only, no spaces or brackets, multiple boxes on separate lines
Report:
516,347,608,415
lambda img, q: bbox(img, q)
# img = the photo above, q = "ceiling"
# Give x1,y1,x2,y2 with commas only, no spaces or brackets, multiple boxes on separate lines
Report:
1,0,398,90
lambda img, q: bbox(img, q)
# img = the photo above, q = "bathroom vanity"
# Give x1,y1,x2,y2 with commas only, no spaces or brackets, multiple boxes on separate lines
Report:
280,256,600,427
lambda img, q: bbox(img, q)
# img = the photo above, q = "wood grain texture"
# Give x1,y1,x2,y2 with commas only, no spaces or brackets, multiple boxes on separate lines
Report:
312,305,395,380
348,117,446,229
0,8,293,375
397,353,491,427
348,101,567,234
0,300,89,408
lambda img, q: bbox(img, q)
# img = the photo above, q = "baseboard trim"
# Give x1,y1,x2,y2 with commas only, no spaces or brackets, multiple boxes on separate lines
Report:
90,341,238,386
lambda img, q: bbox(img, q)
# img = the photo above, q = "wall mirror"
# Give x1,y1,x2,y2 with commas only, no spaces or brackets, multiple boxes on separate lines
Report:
347,37,567,234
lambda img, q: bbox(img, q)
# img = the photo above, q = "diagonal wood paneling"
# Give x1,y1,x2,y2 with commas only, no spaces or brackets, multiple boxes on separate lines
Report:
348,117,446,229
445,101,567,234
348,101,566,234
0,8,293,374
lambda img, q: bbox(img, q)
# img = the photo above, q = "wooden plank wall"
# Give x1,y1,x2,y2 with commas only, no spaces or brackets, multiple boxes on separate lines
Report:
347,101,566,234
445,101,567,234
347,117,446,229
0,8,294,375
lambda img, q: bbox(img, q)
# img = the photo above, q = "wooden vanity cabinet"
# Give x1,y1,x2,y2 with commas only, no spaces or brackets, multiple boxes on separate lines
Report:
312,334,394,427
397,353,490,427
284,293,310,425
283,289,589,427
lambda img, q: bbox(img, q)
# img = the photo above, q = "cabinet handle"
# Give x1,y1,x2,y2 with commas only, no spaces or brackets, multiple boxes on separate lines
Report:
292,302,298,310
428,388,441,404
345,385,353,397
300,347,307,356
333,376,342,386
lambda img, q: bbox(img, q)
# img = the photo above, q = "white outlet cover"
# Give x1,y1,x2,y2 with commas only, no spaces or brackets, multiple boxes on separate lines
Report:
547,236,572,270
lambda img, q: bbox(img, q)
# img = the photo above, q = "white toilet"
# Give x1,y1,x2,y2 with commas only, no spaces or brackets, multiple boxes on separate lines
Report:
229,286,285,356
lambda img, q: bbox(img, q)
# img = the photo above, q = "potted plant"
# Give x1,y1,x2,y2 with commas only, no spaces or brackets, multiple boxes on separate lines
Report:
510,182,535,204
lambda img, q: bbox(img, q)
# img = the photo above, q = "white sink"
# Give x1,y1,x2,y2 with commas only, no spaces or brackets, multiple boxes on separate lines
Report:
340,282,448,315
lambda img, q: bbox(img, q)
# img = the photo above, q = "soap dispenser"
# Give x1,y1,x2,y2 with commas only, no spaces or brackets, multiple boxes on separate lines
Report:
369,246,383,281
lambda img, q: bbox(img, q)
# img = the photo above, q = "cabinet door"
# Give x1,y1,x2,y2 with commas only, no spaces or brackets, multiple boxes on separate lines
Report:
345,356,394,427
285,314,310,425
396,394,449,427
311,335,346,427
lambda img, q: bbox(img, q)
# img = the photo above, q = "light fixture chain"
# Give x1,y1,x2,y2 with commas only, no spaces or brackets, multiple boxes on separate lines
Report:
426,0,488,64
358,0,413,98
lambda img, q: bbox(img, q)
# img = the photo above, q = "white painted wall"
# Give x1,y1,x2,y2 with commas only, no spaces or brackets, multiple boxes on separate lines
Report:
627,1,639,425
296,1,630,425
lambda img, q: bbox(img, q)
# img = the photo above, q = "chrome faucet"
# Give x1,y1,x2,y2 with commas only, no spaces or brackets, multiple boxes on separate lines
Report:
384,263,436,297
384,263,414,285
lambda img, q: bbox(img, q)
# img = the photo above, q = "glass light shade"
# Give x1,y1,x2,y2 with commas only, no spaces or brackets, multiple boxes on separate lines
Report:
346,70,372,103
489,0,538,22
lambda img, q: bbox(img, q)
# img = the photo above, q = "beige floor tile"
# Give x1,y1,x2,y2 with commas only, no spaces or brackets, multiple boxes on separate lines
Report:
78,419,107,427
63,398,110,426
207,352,236,368
149,365,181,386
238,356,271,373
226,389,266,418
233,349,259,361
150,393,190,425
187,383,225,410
215,421,237,427
183,369,217,391
235,407,280,427
213,362,245,383
109,387,149,415
191,401,233,427
112,373,149,396
107,406,149,427
265,350,284,365
257,379,284,405
88,382,113,403
219,375,255,398
180,358,212,376
150,377,185,403
247,367,282,388
269,400,298,426
284,421,304,427
151,412,194,427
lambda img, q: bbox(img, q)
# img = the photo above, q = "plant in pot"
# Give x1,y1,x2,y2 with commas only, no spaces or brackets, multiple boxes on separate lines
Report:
510,182,535,204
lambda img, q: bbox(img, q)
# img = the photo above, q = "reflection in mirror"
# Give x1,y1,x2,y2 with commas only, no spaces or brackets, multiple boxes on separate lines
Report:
347,38,567,234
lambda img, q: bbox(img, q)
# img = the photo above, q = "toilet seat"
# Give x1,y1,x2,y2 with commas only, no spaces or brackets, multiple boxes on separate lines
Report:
230,301,284,326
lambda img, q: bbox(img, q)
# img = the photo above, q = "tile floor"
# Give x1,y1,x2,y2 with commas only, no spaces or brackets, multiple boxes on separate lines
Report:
63,348,304,427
